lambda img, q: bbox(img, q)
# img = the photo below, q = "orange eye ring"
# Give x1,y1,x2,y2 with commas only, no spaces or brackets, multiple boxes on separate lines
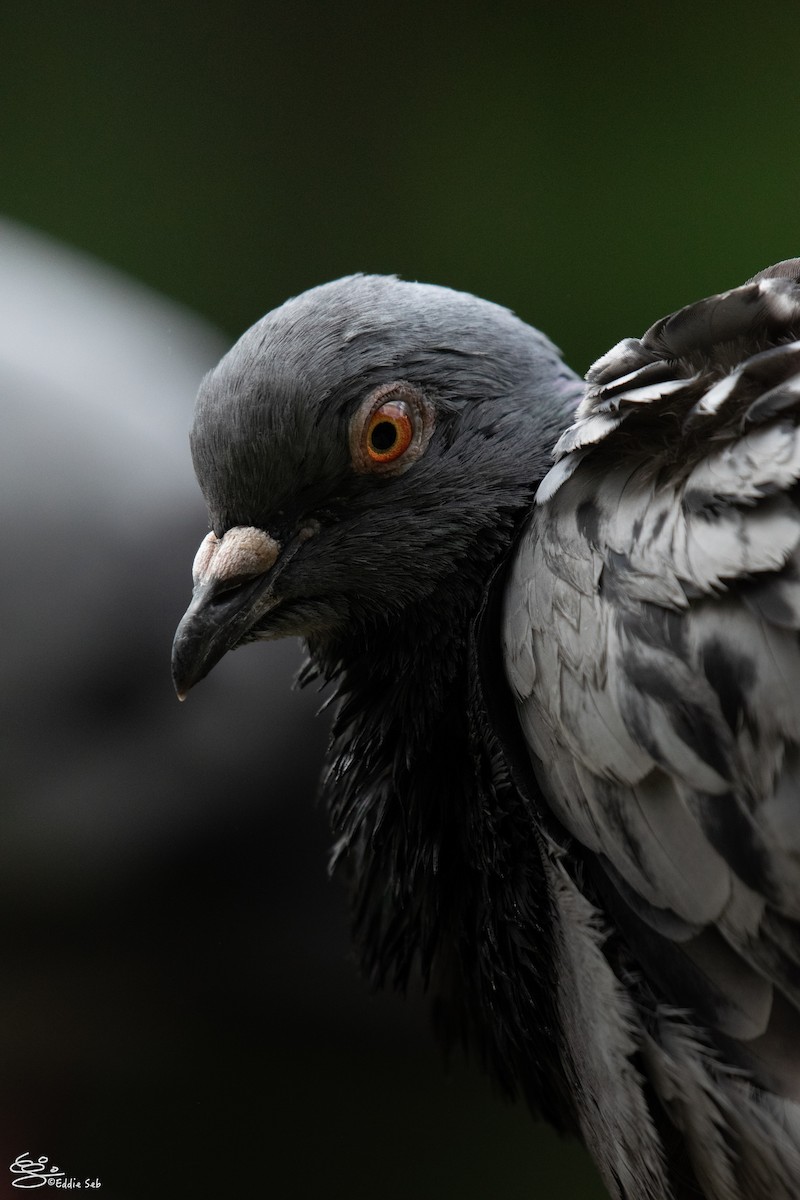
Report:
366,401,414,463
350,382,435,475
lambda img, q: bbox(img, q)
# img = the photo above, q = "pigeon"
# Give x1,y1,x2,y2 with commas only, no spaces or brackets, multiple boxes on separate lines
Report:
172,263,800,1200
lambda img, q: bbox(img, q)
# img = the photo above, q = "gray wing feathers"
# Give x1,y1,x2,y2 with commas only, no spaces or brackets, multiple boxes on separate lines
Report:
505,265,800,1198
546,851,670,1200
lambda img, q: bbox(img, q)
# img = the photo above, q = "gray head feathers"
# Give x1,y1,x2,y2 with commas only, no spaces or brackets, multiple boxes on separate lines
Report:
191,274,579,535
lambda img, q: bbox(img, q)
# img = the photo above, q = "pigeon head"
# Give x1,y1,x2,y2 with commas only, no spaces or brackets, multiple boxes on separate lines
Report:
172,274,579,696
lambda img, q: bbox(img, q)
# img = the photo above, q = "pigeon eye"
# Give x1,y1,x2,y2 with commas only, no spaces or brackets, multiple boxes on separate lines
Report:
366,402,413,462
350,382,435,475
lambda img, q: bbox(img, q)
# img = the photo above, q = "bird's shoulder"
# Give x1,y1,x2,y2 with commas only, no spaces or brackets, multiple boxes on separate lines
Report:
501,263,800,1197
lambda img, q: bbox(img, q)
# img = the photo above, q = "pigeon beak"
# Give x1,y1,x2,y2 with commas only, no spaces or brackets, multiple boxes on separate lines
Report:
171,573,275,700
171,525,285,699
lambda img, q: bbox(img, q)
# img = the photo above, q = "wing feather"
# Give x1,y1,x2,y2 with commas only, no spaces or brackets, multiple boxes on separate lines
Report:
504,261,800,1197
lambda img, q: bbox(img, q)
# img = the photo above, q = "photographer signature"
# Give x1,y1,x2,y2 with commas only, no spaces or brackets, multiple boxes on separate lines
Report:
9,1154,101,1189
10,1155,64,1189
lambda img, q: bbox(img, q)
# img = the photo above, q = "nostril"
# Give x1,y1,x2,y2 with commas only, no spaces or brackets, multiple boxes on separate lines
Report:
190,526,281,589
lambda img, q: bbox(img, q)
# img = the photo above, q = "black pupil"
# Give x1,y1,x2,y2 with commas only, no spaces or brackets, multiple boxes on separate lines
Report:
370,419,398,452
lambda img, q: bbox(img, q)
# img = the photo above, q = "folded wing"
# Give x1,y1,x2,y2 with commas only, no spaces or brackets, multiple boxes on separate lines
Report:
504,261,800,1199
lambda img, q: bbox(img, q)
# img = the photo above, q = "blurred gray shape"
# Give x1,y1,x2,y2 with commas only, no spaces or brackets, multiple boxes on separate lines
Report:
0,217,326,906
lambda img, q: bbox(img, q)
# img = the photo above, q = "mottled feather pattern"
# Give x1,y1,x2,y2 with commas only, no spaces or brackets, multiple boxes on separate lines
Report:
506,266,800,1198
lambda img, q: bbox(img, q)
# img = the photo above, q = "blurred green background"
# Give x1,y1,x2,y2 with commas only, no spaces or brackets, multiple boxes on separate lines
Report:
5,1,798,364
2,3,799,1198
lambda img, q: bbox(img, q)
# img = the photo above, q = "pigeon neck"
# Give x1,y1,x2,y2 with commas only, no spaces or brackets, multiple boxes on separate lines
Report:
312,552,570,1121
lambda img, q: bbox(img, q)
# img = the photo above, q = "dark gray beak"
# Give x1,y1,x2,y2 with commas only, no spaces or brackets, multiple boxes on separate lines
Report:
171,573,278,699
171,525,283,699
